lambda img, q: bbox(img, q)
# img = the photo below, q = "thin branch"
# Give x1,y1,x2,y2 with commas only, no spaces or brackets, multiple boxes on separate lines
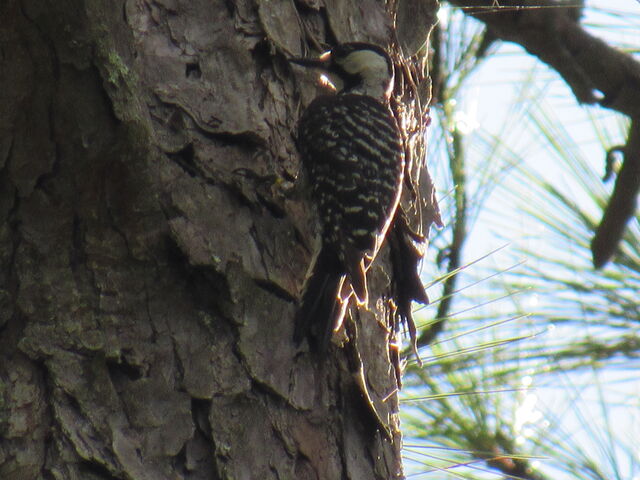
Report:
447,0,640,268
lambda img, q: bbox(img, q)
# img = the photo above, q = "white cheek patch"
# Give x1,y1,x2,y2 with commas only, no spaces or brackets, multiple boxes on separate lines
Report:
340,50,390,76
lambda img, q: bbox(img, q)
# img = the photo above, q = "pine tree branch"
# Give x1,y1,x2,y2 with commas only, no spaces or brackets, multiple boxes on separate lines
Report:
448,0,640,268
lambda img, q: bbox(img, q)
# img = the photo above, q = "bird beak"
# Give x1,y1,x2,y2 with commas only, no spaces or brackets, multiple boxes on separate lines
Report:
290,51,341,92
289,51,332,69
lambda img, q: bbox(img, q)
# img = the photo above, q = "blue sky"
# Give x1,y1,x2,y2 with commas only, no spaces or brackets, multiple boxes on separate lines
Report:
403,1,640,478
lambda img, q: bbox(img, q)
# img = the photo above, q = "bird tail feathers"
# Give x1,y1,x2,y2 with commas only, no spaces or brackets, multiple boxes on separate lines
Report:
294,248,345,352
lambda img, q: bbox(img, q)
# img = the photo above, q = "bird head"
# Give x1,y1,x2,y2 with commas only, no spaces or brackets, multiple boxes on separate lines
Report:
290,43,394,101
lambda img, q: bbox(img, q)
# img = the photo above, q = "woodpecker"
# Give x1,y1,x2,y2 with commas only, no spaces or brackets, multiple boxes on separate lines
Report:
291,43,405,351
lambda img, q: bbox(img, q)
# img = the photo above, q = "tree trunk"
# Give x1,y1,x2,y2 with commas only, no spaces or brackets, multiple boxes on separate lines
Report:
0,1,436,478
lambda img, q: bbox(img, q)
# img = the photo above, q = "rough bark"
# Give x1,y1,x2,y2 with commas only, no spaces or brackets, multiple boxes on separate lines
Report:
0,1,437,479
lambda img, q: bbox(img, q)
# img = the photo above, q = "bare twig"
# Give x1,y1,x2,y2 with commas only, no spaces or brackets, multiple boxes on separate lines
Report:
448,0,640,268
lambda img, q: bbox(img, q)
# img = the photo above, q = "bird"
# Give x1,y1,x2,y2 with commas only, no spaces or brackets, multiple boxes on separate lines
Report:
290,42,405,352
